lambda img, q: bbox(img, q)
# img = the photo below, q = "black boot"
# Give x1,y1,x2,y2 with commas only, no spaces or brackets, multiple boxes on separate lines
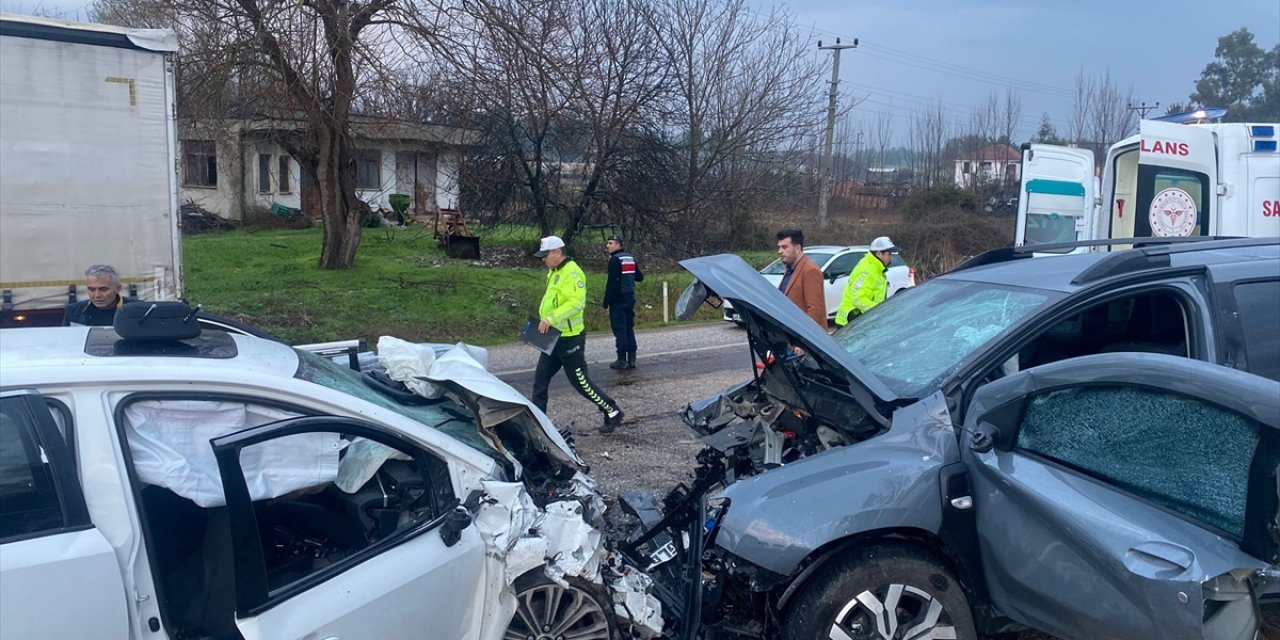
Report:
600,409,624,434
609,354,628,370
625,351,636,369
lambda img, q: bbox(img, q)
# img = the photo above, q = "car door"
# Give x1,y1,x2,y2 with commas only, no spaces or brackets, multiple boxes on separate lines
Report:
210,416,489,640
961,353,1278,640
0,392,131,640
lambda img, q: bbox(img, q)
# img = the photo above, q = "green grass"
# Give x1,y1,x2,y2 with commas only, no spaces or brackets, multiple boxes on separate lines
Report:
184,227,718,346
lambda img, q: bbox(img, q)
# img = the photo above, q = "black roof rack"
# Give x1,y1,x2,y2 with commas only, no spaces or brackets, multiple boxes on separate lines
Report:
1072,236,1279,285
950,236,1248,275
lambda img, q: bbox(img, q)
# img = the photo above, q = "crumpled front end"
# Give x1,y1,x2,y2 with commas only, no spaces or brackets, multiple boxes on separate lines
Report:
470,478,664,639
377,337,664,638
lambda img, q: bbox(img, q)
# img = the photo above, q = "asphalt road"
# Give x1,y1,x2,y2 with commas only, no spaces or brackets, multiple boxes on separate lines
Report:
491,321,752,500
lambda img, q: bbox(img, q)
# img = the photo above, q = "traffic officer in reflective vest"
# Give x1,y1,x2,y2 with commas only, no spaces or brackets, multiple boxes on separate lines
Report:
603,234,644,370
835,236,895,327
531,236,626,433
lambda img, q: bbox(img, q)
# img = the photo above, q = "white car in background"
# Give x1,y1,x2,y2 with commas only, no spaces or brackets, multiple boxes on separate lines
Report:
722,244,916,324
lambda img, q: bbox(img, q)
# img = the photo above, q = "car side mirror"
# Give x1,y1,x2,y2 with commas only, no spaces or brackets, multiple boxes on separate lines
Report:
440,506,472,547
967,398,1025,453
676,280,709,321
969,422,998,453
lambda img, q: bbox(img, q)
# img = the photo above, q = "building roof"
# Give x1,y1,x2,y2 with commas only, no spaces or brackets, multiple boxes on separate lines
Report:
180,116,473,146
957,144,1021,163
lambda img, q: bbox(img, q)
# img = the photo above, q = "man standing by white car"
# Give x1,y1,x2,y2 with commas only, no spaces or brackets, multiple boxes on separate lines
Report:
834,236,895,327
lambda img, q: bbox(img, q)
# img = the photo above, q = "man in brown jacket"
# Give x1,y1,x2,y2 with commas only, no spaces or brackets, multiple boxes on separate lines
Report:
775,229,827,328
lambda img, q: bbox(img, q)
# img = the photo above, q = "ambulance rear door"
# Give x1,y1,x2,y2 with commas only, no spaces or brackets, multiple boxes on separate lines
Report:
1015,144,1096,254
1133,121,1218,238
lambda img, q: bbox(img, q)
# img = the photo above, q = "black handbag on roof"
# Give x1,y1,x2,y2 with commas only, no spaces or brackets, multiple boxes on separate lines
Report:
113,301,201,340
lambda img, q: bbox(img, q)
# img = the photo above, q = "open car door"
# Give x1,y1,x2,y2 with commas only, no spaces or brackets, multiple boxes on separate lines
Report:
1015,144,1096,254
210,416,488,640
961,353,1279,640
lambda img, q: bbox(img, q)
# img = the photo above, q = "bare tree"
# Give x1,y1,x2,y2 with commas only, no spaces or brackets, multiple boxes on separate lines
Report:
999,89,1022,146
414,0,669,244
1067,68,1137,160
92,0,430,269
648,0,825,220
1088,69,1137,149
1068,69,1094,146
908,100,949,188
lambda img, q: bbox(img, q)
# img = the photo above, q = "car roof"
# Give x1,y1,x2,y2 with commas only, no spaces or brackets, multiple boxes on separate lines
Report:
807,245,873,254
0,326,300,382
938,239,1280,293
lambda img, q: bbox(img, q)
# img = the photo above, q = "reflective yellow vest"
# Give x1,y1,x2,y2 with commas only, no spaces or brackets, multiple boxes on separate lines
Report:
835,252,887,326
540,259,587,337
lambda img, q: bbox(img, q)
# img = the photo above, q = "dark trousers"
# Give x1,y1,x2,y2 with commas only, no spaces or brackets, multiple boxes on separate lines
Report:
531,333,618,415
609,299,637,355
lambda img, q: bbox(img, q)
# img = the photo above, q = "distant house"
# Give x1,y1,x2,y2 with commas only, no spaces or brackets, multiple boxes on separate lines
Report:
954,144,1021,190
178,117,468,221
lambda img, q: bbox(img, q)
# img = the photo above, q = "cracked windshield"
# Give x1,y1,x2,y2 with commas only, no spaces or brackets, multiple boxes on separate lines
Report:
834,281,1058,393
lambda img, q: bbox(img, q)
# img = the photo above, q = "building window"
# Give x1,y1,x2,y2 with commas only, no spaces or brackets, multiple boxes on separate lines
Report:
963,161,972,174
278,156,292,193
356,150,381,190
182,140,217,187
981,161,993,172
258,154,272,193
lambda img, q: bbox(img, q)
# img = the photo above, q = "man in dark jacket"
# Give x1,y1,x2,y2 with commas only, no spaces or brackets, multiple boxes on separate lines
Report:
63,264,133,326
602,235,644,369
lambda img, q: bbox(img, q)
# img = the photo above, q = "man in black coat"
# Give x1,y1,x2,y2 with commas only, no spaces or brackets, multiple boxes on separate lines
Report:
602,235,644,370
63,264,133,326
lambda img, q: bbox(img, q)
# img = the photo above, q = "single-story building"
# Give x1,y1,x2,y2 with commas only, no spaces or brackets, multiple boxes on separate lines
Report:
954,144,1021,190
178,117,468,221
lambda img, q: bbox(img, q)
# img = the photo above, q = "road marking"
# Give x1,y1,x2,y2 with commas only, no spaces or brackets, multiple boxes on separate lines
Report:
493,341,740,376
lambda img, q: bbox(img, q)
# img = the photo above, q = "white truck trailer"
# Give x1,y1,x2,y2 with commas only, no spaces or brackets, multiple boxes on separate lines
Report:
0,13,181,327
1015,116,1280,253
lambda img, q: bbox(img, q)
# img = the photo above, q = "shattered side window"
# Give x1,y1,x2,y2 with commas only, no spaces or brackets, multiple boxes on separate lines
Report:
293,350,493,455
834,281,1057,393
1019,386,1259,537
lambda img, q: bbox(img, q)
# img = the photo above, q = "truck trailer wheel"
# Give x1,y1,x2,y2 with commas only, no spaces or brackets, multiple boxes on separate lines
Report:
781,543,977,640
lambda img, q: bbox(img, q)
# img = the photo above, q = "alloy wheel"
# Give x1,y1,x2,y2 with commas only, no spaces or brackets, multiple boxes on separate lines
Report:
828,583,958,640
504,581,611,640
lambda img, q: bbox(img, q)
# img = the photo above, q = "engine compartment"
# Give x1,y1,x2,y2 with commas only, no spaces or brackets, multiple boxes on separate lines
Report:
681,358,886,485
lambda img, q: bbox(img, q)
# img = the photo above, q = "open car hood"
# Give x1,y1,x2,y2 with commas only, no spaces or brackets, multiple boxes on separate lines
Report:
680,255,899,423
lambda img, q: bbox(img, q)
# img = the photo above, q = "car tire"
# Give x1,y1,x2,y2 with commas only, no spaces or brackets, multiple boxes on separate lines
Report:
506,572,618,640
781,543,977,640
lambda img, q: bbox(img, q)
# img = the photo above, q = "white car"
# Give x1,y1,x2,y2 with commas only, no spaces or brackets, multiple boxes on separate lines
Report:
722,245,915,323
0,327,662,640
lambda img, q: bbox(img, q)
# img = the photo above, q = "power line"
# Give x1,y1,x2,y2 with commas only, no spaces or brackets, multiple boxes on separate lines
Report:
858,42,1075,96
738,6,1078,99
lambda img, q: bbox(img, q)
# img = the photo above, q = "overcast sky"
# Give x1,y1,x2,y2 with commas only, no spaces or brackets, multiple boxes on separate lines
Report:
7,0,1278,143
785,0,1279,142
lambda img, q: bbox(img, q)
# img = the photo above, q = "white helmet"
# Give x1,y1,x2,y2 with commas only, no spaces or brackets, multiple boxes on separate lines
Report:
869,236,895,252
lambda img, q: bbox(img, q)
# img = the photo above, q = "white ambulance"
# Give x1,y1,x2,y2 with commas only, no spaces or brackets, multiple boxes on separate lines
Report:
1016,115,1280,253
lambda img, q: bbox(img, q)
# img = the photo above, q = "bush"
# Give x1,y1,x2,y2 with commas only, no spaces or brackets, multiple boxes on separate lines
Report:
243,205,311,229
899,185,978,221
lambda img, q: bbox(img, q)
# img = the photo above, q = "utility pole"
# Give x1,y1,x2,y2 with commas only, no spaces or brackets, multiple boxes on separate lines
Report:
1128,101,1160,119
817,37,857,228
853,131,864,181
